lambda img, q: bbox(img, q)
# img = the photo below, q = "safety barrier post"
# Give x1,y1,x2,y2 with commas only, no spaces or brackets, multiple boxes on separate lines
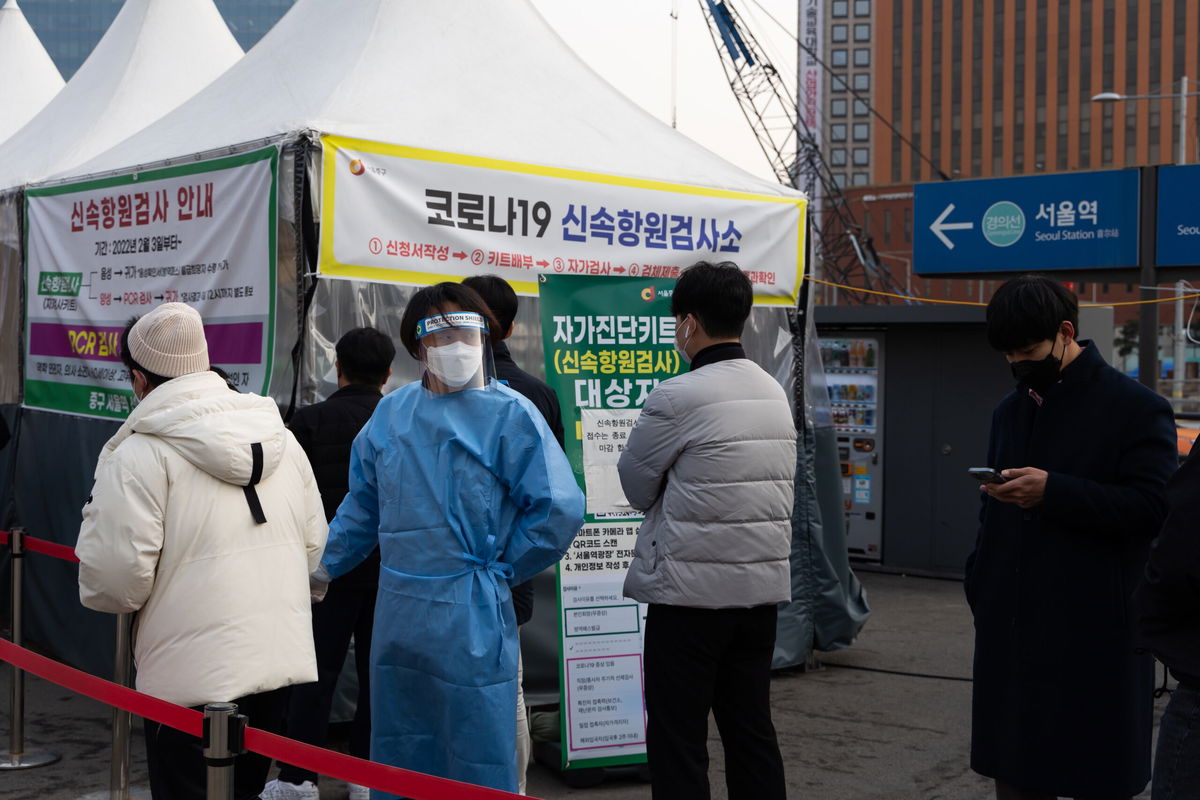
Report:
203,702,244,800
110,613,133,799
0,527,60,770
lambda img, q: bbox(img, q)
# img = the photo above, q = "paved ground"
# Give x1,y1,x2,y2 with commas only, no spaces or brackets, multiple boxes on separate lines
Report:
0,572,1169,799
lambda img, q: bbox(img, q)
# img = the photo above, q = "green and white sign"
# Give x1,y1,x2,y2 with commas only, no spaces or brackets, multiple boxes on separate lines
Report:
981,200,1025,247
24,147,278,419
539,273,683,770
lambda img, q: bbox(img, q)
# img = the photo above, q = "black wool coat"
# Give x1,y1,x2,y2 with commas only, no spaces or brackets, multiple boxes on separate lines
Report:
1134,445,1200,689
964,341,1177,798
289,383,383,588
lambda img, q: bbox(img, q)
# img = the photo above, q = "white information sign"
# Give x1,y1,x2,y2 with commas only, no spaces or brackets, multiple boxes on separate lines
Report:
581,408,640,516
559,557,648,762
24,149,278,419
319,135,806,305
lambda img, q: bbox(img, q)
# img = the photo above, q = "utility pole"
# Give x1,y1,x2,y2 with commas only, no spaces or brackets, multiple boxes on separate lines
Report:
1175,280,1187,408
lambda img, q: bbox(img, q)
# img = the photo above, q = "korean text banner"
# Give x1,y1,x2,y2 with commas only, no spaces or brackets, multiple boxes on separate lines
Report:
24,147,278,420
318,135,806,305
539,273,685,770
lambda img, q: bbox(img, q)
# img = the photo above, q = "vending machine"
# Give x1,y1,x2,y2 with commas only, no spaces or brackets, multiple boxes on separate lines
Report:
819,334,884,562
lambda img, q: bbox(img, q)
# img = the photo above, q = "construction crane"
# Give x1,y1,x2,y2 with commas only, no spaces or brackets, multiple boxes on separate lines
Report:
697,0,910,303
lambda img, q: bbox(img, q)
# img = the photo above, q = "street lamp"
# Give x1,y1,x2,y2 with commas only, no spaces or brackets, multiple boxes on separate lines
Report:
1093,77,1200,398
1091,76,1200,165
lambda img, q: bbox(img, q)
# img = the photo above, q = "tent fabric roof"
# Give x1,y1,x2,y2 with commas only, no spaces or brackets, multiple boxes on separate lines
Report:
0,0,243,188
0,0,64,145
63,0,796,199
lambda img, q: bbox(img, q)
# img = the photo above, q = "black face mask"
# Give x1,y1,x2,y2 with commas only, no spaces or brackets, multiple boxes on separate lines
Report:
1010,339,1063,393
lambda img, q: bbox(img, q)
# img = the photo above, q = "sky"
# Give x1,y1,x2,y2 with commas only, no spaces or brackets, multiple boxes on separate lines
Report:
528,0,800,185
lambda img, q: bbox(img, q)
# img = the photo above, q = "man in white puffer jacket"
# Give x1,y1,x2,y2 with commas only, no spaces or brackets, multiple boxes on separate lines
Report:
619,262,795,800
76,302,327,800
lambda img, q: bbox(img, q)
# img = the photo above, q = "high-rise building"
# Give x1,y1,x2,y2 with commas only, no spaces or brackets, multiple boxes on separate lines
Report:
820,0,877,190
21,0,296,80
871,1,1200,185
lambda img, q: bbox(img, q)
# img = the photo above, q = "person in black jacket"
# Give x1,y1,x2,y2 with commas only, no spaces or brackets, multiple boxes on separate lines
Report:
1135,447,1200,798
462,274,564,794
965,276,1177,800
263,327,394,800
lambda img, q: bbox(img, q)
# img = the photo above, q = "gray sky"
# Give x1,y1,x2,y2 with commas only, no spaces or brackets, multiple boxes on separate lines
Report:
529,0,800,185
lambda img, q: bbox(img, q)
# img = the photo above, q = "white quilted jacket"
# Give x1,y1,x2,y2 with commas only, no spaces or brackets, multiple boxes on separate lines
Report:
76,370,327,707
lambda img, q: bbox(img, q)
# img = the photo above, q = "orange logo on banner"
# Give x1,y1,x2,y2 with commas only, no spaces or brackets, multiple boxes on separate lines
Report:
348,159,366,176
640,286,655,302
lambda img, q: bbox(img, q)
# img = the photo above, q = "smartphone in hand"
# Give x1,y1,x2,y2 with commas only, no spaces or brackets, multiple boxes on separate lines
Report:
968,467,1008,484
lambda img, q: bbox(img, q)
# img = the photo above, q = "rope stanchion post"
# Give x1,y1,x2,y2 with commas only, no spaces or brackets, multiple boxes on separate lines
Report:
0,527,60,770
110,613,133,800
203,702,244,800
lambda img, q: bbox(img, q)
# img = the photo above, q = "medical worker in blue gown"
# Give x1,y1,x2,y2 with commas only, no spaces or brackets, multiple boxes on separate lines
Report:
313,282,585,796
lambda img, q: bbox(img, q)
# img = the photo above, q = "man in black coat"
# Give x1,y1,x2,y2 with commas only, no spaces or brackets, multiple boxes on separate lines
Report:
263,327,394,800
965,276,1177,800
1135,446,1200,797
463,274,564,794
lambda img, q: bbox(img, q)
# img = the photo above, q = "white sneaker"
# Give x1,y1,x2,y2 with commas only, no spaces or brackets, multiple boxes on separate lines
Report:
347,783,371,800
260,779,320,800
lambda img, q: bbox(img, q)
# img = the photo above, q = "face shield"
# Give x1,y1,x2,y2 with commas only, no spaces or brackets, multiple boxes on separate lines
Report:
416,311,496,393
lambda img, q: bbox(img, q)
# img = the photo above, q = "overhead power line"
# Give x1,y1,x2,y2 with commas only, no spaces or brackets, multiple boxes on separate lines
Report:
745,0,950,181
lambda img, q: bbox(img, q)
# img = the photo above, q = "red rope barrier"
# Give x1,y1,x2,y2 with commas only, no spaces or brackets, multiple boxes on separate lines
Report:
0,638,201,737
245,728,529,799
0,638,531,799
21,535,80,563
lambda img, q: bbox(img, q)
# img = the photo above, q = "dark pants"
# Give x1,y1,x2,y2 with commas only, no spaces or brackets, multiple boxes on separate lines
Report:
643,603,786,800
277,579,377,785
144,686,288,800
1152,684,1200,800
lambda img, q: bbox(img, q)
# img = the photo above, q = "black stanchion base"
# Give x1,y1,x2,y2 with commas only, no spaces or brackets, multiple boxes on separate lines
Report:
0,749,61,770
532,740,650,788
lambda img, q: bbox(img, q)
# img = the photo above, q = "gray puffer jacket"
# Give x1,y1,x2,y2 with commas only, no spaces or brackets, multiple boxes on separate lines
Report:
619,357,795,608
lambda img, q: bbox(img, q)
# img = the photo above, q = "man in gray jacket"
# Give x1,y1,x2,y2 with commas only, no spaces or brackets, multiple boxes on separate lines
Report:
618,261,795,800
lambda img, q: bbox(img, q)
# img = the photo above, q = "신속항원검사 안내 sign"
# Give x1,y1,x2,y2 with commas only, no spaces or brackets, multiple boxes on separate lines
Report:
24,147,278,420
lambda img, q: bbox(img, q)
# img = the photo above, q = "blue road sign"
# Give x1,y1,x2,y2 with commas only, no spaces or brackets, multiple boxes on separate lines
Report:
914,169,1141,274
1157,165,1200,267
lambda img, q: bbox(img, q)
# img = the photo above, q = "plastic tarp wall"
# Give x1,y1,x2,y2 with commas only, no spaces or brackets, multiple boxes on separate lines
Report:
1,191,21,403
1,190,24,538
775,292,870,665
9,141,305,676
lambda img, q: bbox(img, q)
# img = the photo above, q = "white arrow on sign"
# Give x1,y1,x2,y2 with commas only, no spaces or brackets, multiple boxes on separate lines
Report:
930,203,974,250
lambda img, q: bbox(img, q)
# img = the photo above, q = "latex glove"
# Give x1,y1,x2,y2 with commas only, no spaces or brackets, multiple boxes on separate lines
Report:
309,563,332,604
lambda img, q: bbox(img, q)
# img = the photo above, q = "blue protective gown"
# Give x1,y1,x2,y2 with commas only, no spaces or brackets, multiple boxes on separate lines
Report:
321,380,584,795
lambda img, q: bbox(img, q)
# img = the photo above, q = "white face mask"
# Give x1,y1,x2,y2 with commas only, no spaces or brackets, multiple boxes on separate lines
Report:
674,318,694,364
424,341,482,388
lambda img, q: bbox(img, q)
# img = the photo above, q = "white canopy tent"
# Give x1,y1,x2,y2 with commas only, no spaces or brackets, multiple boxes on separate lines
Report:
63,0,788,197
0,0,64,146
0,0,243,188
11,0,868,695
0,0,243,400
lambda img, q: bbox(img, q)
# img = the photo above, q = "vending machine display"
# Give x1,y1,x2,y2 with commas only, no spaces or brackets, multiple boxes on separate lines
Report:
819,335,883,562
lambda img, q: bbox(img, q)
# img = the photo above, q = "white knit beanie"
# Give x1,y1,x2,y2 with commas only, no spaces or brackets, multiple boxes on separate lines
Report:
128,302,210,378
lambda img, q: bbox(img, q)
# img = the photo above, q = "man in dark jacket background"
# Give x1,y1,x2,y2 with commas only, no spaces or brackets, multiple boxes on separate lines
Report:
966,276,1177,800
263,326,394,800
463,274,564,795
1135,447,1200,798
